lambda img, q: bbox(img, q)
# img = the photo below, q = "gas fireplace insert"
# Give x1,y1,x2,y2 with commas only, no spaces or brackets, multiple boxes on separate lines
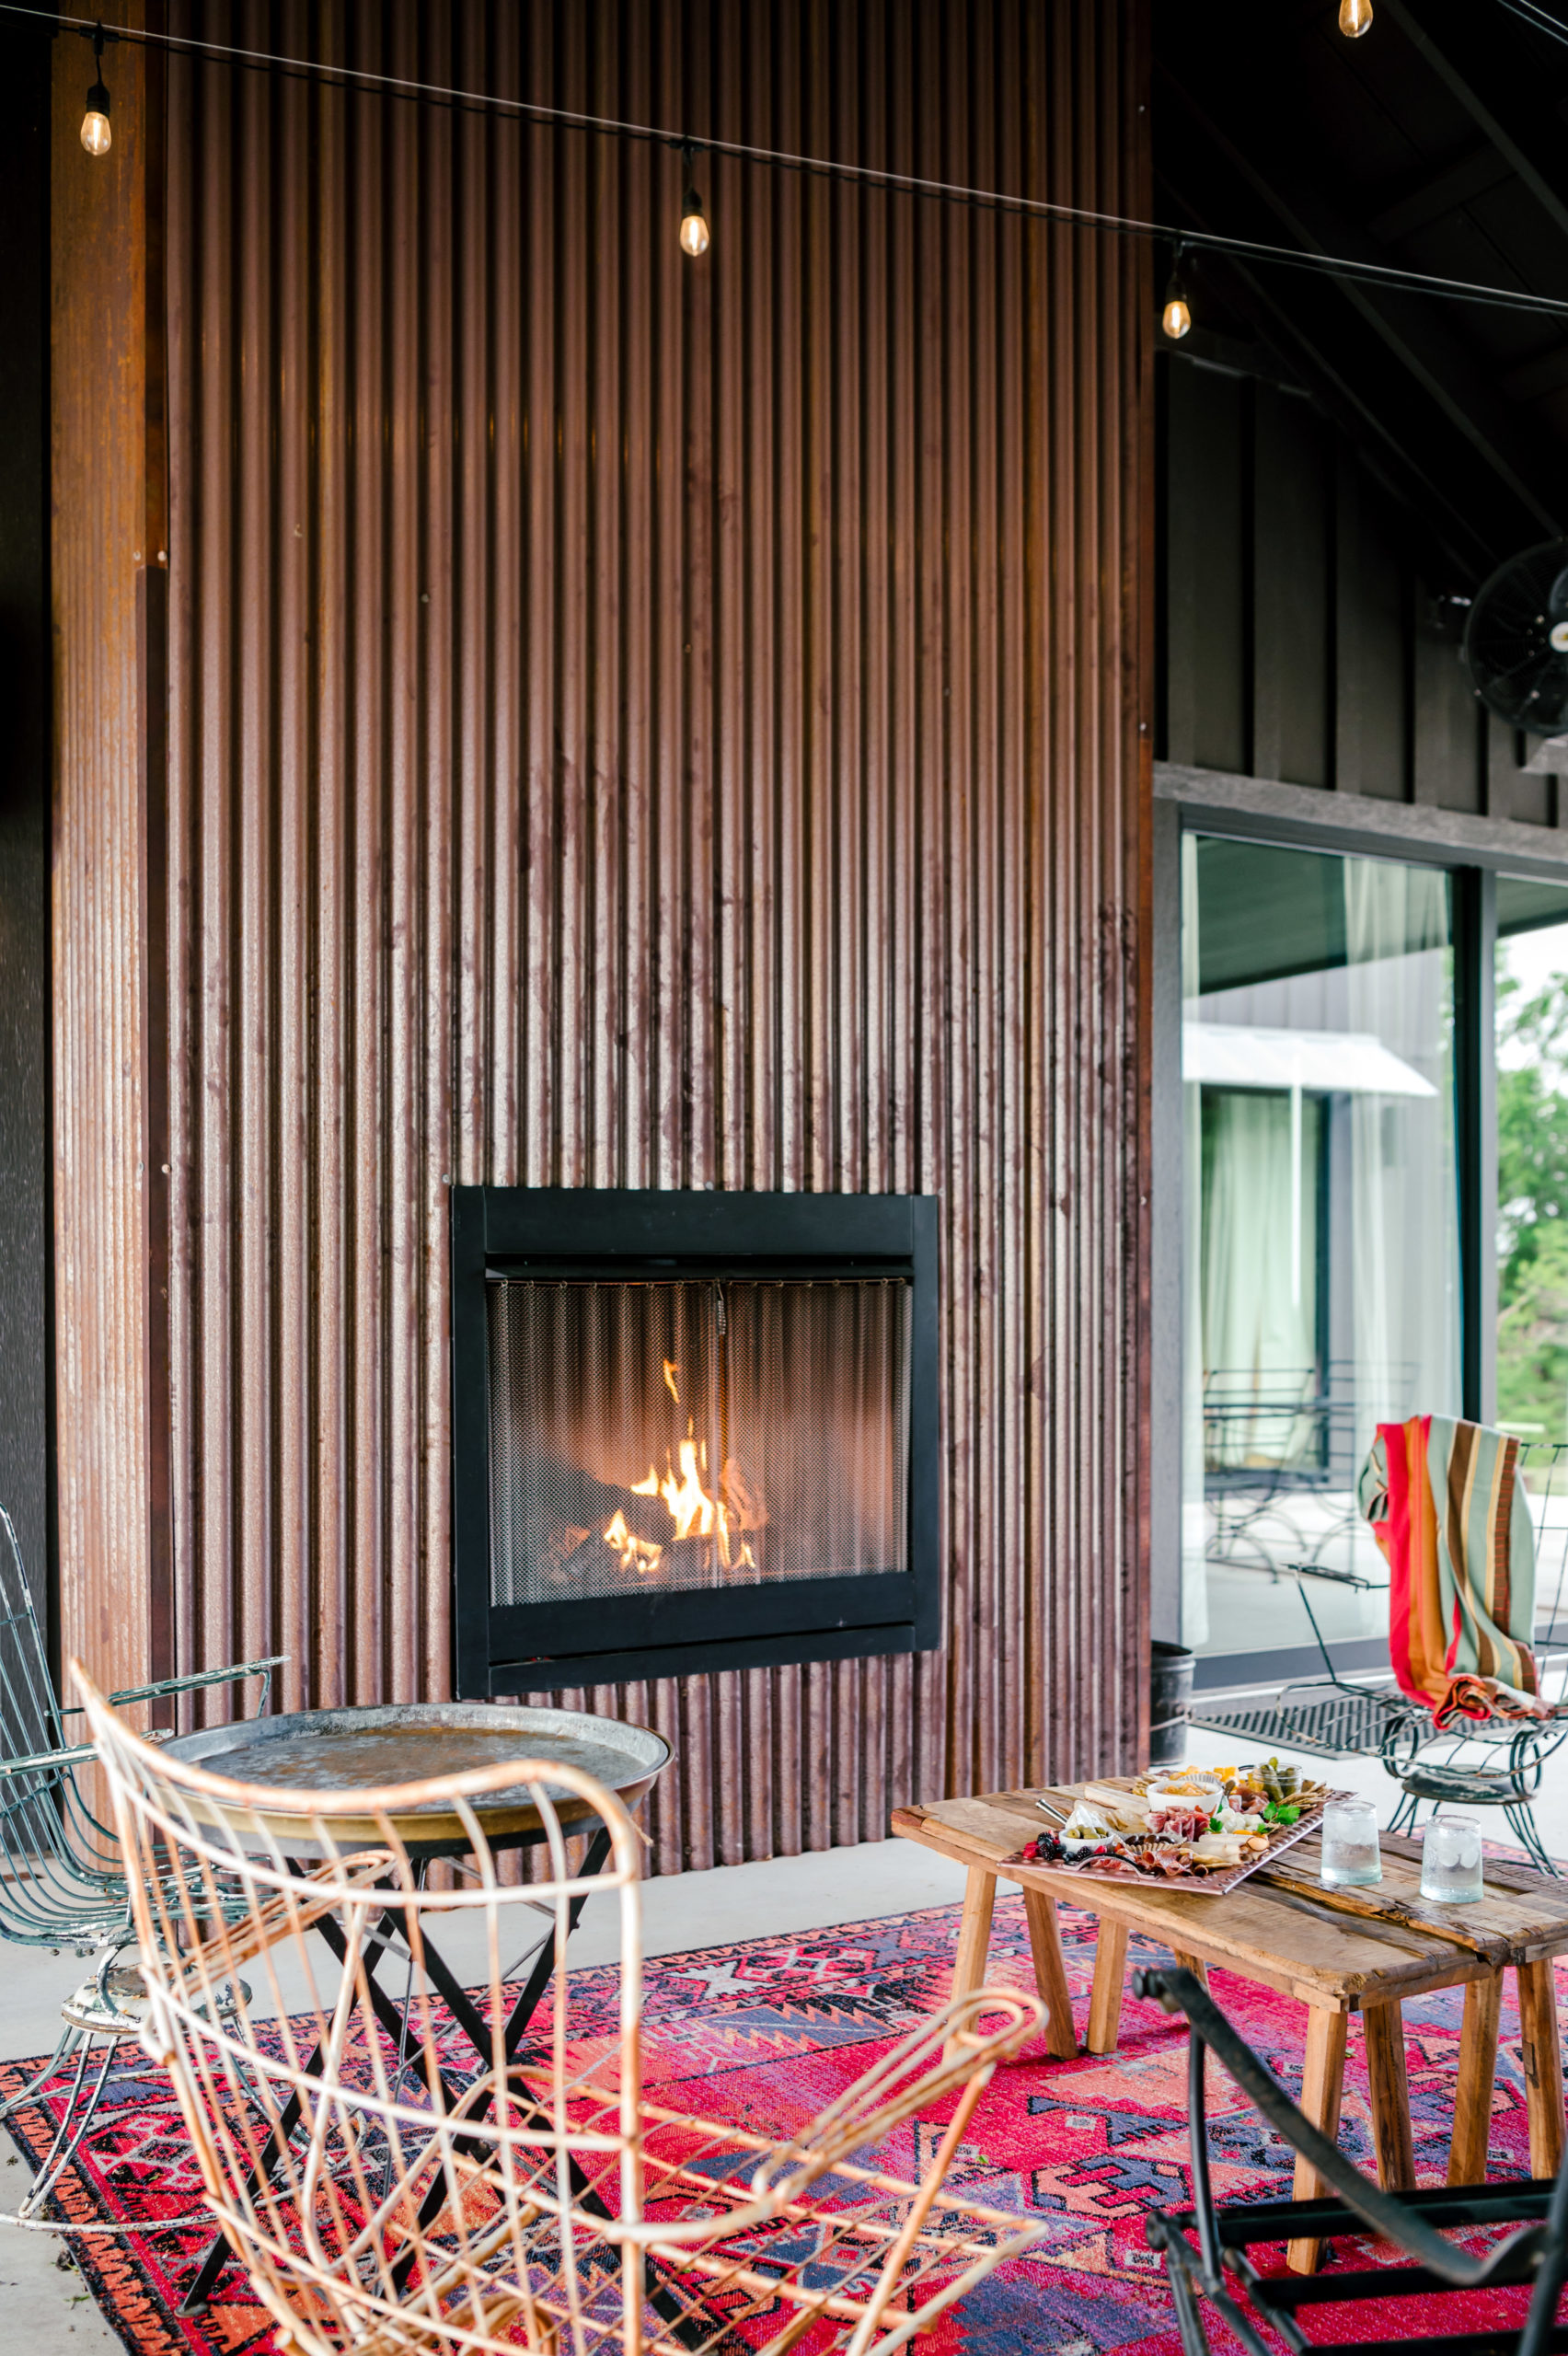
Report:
451,1189,939,1694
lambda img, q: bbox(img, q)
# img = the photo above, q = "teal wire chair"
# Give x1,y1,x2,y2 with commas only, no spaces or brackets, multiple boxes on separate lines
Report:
0,1503,281,2215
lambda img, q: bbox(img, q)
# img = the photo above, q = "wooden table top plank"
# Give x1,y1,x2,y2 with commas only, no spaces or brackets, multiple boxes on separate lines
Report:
905,1786,1568,1952
893,1794,1503,2004
1285,1836,1568,1954
1379,1829,1563,1897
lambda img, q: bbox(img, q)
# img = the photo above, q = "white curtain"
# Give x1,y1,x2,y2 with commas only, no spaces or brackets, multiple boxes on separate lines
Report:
1201,1090,1319,1469
1343,860,1459,1468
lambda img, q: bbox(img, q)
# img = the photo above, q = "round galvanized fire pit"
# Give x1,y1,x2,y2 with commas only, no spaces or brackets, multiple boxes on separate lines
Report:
162,1700,670,1854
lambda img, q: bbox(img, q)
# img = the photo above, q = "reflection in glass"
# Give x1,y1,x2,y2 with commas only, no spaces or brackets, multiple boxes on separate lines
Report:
1496,876,1568,1449
1182,837,1460,1661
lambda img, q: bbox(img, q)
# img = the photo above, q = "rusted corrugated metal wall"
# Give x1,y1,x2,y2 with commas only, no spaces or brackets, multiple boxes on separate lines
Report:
51,2,167,1715
158,0,1151,1872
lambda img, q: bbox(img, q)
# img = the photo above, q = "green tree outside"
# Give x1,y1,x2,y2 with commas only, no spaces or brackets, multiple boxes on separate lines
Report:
1497,970,1568,1439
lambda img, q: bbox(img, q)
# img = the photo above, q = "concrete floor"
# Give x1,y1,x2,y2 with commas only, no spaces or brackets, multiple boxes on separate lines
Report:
4,1723,1565,2355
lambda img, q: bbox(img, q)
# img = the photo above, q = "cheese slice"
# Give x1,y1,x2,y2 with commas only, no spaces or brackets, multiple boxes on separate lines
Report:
1081,1781,1149,1827
1190,1832,1248,1866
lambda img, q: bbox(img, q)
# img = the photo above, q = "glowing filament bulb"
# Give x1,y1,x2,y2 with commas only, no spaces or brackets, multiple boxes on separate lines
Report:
1338,0,1373,34
680,188,710,258
81,81,111,156
1161,238,1193,341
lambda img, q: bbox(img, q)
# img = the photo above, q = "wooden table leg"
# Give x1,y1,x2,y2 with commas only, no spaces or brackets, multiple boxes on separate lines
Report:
1022,1887,1078,2060
945,1868,997,2059
1518,1958,1564,2180
1170,1950,1210,1992
1450,1973,1503,2186
1286,2006,1349,2276
1364,2000,1416,2192
1086,1919,1129,2055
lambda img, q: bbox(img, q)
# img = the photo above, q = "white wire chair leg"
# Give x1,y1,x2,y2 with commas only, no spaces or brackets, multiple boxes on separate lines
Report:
0,2026,86,2127
17,2034,118,2219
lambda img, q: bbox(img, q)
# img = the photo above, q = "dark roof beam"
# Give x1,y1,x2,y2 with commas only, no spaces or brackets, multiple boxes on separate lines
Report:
1159,48,1568,539
1382,0,1568,250
1367,141,1514,246
1157,76,1540,577
1501,345,1568,403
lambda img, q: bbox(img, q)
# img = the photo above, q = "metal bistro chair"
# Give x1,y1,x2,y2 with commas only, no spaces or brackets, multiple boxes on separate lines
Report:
79,1663,1049,2356
0,1505,281,2215
1374,1435,1568,1872
1136,1963,1568,2356
1193,1437,1568,1870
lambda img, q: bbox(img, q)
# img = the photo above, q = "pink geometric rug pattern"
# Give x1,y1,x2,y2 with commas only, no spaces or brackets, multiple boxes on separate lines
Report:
0,1893,1560,2356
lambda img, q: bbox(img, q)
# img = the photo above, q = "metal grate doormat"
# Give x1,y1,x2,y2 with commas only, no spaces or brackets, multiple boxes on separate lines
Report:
1187,1683,1414,1760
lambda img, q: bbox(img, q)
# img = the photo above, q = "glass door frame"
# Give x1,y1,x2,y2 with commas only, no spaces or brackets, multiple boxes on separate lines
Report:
1152,771,1568,1688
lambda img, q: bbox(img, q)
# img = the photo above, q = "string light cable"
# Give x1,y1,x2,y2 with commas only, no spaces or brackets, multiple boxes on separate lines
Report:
1495,0,1568,46
78,18,114,155
10,0,1568,326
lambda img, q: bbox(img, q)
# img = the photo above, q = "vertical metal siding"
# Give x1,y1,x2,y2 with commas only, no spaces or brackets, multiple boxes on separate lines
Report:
52,5,161,1711
155,0,1150,1874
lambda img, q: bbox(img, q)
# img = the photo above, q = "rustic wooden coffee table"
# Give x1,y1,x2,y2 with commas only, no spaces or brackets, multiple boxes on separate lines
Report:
894,1786,1568,2272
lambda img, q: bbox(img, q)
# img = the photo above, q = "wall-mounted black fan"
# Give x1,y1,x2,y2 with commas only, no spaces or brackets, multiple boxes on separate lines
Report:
1463,538,1568,733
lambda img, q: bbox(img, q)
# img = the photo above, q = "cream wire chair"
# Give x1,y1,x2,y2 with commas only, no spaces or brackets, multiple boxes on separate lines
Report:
77,1663,1047,2356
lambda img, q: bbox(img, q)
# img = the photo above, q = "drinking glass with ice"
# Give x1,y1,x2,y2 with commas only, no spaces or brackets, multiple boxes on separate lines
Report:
1320,1796,1382,1888
1420,1812,1484,1904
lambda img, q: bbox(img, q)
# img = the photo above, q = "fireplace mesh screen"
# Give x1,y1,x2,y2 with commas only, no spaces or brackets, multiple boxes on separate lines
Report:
487,1278,911,1607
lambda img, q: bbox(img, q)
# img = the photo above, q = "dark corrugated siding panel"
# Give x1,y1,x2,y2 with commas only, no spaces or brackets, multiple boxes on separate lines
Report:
1160,350,1568,824
163,0,1150,1873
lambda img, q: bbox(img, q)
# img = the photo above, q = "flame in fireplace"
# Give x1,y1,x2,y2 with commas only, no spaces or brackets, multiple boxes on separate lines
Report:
601,1361,759,1574
601,1508,663,1576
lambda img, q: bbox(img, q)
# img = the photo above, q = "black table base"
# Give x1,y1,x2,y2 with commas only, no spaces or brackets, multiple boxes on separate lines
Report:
179,1825,614,2316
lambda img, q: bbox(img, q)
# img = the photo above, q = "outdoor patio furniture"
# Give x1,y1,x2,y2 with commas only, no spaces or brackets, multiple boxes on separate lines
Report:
163,1695,673,2313
893,1786,1568,2272
0,1503,281,2216
1136,1958,1568,2356
1200,1363,1370,1588
1193,1435,1568,1868
80,1664,1049,2356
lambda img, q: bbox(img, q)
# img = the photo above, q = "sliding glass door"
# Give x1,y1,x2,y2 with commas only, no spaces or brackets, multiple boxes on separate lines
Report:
1182,835,1461,1670
1496,876,1568,1443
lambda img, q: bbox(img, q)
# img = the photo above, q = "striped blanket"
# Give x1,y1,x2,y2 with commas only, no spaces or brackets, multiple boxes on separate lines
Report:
1357,1415,1551,1727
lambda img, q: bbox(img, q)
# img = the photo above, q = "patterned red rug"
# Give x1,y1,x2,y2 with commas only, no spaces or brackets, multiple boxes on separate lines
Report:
0,1892,1559,2356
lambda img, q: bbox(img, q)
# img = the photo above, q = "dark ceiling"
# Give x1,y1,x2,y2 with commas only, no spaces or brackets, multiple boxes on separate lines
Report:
1155,0,1568,591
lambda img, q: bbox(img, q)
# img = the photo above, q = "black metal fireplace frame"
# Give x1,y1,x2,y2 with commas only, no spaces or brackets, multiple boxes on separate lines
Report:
451,1188,940,1695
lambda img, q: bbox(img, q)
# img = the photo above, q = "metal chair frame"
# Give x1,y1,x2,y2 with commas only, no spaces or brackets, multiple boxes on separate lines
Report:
0,1503,281,2215
1136,1963,1568,2356
1193,1438,1568,1868
81,1664,1049,2356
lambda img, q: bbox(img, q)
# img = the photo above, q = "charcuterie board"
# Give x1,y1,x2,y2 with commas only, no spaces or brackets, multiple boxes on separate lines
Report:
1000,1764,1354,1897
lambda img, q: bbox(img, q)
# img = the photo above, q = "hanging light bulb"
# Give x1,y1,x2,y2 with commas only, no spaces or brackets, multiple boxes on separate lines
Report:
80,24,112,156
1338,0,1373,35
681,188,710,257
679,143,709,258
81,81,111,156
1162,243,1192,341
